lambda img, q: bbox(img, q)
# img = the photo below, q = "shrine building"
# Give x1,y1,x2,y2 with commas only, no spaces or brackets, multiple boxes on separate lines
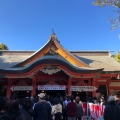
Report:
0,33,120,101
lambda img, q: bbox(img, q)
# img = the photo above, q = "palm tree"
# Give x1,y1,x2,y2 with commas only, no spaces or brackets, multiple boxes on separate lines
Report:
0,43,8,50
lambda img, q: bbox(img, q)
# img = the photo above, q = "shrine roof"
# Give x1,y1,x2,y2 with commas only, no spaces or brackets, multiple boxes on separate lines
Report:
0,50,119,72
0,55,103,75
11,33,89,68
0,32,120,73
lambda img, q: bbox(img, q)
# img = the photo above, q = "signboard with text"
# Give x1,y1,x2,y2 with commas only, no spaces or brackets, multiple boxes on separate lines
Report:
10,86,33,91
38,85,66,90
70,86,97,92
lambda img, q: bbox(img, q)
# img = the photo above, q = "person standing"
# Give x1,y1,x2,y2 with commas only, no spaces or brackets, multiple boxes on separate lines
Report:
114,91,120,107
52,98,62,120
64,95,70,120
0,97,7,118
20,98,33,120
104,95,120,120
33,93,52,120
67,96,76,120
1,100,26,120
75,96,83,120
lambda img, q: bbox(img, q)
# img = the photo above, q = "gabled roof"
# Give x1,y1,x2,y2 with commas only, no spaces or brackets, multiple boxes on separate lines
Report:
0,55,103,78
0,33,103,78
0,50,119,72
13,33,89,68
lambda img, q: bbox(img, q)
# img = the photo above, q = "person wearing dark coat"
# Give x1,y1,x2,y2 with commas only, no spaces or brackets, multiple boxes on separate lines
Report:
0,100,25,120
75,96,83,120
33,93,52,120
0,97,7,117
67,96,76,120
104,95,120,120
20,98,33,120
114,92,120,107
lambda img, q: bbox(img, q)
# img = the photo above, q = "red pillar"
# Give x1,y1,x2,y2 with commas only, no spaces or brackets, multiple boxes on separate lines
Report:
92,78,97,97
68,77,72,95
31,76,37,97
107,79,110,95
6,79,12,100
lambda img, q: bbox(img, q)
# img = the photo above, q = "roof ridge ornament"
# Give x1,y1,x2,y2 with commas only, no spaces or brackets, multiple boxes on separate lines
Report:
51,29,60,43
52,29,55,35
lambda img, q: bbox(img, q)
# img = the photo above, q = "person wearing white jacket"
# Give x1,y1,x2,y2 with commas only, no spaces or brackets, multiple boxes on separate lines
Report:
52,98,62,120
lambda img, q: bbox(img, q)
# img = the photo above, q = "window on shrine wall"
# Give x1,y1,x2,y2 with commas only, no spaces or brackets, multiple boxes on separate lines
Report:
96,85,107,98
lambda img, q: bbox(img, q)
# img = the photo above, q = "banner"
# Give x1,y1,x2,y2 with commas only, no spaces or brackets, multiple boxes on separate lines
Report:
38,85,66,90
11,86,33,91
70,86,97,92
82,102,105,120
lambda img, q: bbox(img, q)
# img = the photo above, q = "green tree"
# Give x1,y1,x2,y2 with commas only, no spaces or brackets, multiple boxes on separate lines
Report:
0,43,8,50
114,51,120,62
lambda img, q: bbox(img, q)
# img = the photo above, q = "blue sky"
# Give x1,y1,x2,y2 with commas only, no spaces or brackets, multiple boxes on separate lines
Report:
0,0,120,53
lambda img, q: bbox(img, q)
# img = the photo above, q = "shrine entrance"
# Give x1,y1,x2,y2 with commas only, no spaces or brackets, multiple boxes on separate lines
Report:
14,91,31,99
72,91,86,102
70,86,94,102
39,90,66,98
37,85,66,98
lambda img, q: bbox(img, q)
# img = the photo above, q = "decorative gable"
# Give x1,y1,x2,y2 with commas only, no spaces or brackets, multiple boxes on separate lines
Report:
13,33,89,68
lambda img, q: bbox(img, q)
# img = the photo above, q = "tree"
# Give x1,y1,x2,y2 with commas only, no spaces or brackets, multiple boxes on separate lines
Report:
92,0,120,8
92,0,120,32
0,43,8,50
113,51,120,62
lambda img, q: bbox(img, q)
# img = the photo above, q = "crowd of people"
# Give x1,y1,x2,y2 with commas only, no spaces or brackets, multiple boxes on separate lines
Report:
1,91,120,120
0,93,84,120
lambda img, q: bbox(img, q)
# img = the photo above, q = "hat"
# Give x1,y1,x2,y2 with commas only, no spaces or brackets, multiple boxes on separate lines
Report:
108,95,115,102
38,93,45,99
